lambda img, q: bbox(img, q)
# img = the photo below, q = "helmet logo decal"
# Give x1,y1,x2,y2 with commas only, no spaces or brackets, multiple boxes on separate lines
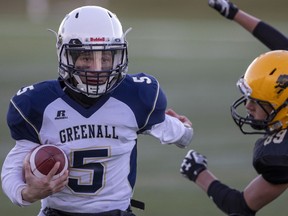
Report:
83,37,121,43
275,74,288,95
90,37,107,42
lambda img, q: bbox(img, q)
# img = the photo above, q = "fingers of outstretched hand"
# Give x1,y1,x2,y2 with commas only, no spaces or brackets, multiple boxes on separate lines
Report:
166,109,192,127
165,108,178,117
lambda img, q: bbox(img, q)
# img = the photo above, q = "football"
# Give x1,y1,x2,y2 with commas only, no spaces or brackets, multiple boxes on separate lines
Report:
29,144,68,180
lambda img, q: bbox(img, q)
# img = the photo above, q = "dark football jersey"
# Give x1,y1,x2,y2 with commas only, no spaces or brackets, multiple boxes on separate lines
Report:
253,129,288,184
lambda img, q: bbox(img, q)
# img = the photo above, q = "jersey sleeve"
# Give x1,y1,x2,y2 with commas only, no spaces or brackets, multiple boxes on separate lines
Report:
138,82,167,131
7,91,41,143
253,155,288,184
128,74,193,146
143,114,193,147
114,73,167,131
253,131,288,184
7,81,60,144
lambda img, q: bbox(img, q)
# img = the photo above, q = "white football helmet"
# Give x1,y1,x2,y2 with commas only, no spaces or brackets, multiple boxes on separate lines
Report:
56,6,129,97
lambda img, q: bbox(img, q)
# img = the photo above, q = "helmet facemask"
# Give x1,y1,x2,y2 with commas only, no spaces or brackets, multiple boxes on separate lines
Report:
231,96,280,135
59,42,128,98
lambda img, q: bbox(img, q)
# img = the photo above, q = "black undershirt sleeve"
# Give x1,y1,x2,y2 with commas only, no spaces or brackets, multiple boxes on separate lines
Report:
207,180,256,216
252,21,288,50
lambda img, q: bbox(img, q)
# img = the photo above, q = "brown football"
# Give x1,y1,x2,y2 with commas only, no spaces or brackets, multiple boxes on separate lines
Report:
29,144,68,179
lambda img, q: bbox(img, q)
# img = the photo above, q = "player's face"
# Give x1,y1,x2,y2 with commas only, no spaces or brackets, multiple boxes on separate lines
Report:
74,51,113,85
245,98,273,120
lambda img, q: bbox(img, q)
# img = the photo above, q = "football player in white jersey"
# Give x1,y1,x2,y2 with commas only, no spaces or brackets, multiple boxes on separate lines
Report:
1,6,193,216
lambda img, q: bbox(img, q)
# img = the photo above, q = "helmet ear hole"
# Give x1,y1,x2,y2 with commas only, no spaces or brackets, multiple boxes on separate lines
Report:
56,6,129,98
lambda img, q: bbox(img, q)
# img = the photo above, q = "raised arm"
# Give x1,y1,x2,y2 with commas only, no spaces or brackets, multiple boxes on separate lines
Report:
208,0,288,50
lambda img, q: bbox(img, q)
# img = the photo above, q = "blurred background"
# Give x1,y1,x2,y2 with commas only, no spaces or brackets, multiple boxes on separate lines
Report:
1,0,288,215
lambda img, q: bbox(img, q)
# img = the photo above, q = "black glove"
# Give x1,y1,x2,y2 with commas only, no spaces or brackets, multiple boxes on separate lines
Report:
208,0,239,20
180,150,207,182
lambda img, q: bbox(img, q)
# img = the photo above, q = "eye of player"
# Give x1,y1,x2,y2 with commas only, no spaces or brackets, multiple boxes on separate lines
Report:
75,51,113,71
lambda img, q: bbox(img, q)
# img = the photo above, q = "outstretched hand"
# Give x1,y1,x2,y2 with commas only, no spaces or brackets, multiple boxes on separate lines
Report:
166,108,192,128
208,0,239,20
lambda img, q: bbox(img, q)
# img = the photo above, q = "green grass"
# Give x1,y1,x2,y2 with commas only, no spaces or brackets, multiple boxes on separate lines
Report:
1,1,288,215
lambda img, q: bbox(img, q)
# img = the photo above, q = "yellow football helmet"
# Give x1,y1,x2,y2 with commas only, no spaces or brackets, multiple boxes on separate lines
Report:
231,50,288,134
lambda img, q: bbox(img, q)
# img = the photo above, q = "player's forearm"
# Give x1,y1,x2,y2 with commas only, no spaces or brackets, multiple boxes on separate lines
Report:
1,140,37,206
197,170,256,215
234,10,288,50
233,10,260,33
196,171,256,215
252,21,288,50
1,168,31,206
195,169,218,192
180,148,256,215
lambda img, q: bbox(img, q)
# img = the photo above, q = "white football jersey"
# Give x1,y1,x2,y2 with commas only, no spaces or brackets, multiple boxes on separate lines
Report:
2,73,191,214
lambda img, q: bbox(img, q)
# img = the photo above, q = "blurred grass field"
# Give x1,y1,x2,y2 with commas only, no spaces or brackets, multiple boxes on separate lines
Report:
1,0,288,215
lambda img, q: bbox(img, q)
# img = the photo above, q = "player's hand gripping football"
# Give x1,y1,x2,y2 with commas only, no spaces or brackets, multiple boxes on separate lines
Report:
208,0,239,20
180,150,207,182
22,153,69,203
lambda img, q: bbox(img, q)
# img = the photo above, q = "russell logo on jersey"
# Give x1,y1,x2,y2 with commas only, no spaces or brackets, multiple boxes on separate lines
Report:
55,110,68,120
